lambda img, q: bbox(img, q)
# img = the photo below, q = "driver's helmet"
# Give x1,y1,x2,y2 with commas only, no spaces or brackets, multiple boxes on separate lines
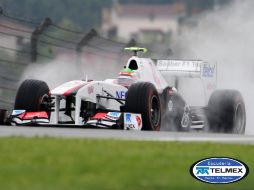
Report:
117,68,137,87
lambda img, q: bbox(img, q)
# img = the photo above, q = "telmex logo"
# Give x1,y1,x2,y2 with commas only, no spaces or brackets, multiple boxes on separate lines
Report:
190,157,249,184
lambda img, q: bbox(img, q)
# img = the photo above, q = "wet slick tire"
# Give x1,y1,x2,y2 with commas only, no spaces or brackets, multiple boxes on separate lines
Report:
207,90,246,134
14,79,51,117
161,87,189,131
125,82,161,131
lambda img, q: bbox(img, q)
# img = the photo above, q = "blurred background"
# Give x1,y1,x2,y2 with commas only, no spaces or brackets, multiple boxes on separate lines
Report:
0,0,232,110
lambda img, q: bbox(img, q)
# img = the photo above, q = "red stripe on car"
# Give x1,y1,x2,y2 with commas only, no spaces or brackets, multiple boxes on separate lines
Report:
63,84,86,96
92,112,107,119
22,111,48,119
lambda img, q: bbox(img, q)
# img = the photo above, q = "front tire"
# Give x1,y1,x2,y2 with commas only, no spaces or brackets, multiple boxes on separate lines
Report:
125,82,161,131
14,79,51,117
0,109,8,125
207,90,246,134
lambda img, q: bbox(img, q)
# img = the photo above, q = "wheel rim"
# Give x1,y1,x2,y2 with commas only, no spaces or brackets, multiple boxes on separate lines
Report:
150,95,160,127
233,103,245,134
39,94,52,115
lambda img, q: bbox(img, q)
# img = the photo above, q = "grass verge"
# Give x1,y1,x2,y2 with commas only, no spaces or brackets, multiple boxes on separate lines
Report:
0,137,253,190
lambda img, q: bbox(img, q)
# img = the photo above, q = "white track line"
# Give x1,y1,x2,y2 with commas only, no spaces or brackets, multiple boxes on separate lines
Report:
0,125,254,144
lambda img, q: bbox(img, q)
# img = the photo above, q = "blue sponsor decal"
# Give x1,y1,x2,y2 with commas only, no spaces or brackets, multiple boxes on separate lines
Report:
203,64,215,78
125,113,132,123
12,110,26,115
116,91,126,99
107,112,121,118
190,157,249,184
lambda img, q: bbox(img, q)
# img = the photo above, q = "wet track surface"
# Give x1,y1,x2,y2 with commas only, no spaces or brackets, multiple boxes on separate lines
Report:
0,125,254,144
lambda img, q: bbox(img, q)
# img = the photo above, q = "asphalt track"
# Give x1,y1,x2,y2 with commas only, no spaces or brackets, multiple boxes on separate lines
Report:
0,125,254,144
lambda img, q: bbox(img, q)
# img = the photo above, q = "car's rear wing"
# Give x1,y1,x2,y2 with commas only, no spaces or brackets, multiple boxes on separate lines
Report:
156,59,217,99
157,60,214,77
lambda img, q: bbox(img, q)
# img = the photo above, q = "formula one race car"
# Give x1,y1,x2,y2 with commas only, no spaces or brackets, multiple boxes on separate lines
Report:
0,47,246,134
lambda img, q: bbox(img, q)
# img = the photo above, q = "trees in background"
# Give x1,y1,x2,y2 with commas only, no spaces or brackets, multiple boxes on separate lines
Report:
0,0,232,31
0,0,111,31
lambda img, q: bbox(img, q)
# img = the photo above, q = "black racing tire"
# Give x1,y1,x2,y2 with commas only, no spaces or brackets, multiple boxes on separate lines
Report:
207,90,246,134
0,109,8,125
14,79,51,117
125,82,161,131
161,87,190,131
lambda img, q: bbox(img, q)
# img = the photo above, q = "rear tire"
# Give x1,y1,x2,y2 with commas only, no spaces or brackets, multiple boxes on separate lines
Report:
207,90,246,134
125,82,161,131
161,87,190,131
14,79,51,117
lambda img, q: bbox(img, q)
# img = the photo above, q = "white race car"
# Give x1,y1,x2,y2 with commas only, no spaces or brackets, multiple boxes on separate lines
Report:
1,47,246,133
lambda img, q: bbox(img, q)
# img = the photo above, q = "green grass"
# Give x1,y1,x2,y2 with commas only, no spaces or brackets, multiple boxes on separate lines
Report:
0,137,253,190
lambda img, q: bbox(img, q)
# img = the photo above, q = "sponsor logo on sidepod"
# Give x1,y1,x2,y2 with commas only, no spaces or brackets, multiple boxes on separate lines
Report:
116,91,126,99
190,157,249,184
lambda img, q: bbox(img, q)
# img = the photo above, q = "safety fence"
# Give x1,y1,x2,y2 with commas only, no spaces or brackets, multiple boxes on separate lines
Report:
0,7,171,110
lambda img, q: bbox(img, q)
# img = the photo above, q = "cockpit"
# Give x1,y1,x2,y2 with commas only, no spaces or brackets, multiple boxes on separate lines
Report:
116,59,139,87
128,59,138,70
